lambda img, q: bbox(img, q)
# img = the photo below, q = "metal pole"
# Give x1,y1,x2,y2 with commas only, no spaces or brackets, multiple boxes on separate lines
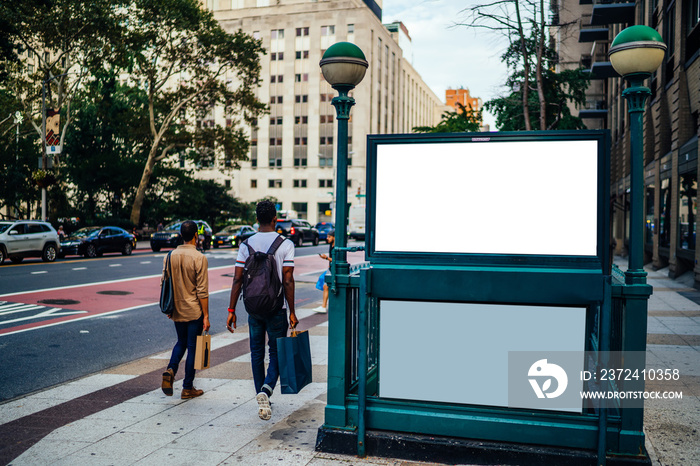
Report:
622,73,651,285
41,77,47,221
330,84,355,283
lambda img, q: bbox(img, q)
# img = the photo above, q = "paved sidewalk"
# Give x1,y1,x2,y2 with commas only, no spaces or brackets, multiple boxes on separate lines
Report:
1,259,699,465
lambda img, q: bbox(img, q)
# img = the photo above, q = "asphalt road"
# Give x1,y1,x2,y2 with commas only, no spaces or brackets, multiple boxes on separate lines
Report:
0,241,338,402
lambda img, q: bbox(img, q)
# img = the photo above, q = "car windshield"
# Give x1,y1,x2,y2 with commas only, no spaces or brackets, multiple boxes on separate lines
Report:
72,227,101,238
164,221,182,230
316,223,333,231
0,222,13,234
277,221,291,228
219,225,242,234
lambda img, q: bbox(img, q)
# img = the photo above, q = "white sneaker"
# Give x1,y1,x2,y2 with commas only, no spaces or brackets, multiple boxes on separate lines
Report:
312,306,327,314
256,392,271,420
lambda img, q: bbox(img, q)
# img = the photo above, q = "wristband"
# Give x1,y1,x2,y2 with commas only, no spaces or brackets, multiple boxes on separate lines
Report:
228,308,235,313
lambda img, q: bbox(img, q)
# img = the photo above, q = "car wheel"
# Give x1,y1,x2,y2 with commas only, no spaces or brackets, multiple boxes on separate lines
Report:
295,235,303,247
313,234,319,246
85,244,97,258
10,256,23,264
151,246,161,252
42,243,58,262
0,247,5,265
122,242,133,256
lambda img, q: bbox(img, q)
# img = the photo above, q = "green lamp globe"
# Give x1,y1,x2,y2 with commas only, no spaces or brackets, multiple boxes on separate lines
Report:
609,25,667,76
319,42,368,87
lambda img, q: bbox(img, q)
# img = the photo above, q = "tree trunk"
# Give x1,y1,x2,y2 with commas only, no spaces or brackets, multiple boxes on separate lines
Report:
515,1,532,131
536,0,547,130
129,146,159,225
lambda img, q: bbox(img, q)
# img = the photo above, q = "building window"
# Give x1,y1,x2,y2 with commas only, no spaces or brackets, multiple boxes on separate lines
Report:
251,179,257,188
294,137,308,145
320,136,334,145
271,52,284,60
679,173,697,250
295,50,309,59
321,25,335,36
268,179,282,188
659,178,672,248
295,94,308,103
270,96,283,104
270,74,284,83
292,202,308,219
296,27,310,37
294,116,309,124
270,117,283,125
271,29,284,39
269,138,282,146
294,73,309,82
348,24,355,34
319,179,334,188
293,179,307,188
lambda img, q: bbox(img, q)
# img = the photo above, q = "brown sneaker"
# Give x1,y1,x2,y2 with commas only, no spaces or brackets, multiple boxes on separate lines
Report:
161,369,174,396
181,387,204,399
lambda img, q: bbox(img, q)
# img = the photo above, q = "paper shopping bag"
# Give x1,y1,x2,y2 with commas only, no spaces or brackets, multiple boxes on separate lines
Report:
194,332,211,370
276,330,312,394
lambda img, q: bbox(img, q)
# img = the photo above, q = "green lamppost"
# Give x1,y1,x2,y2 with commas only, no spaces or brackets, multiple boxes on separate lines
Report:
319,42,368,276
609,26,666,285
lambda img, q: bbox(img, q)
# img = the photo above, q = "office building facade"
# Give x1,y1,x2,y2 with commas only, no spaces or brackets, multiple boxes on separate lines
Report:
200,0,443,224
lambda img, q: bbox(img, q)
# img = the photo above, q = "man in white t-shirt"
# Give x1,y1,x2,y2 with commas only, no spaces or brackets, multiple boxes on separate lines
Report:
226,200,298,420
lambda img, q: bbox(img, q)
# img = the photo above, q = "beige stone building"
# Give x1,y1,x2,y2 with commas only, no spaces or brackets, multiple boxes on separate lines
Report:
555,0,700,282
198,0,443,224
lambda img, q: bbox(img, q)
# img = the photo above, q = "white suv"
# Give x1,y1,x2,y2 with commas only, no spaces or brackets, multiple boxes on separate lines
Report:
0,220,61,265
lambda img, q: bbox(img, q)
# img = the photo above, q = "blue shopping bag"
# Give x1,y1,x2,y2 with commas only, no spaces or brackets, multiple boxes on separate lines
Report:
277,330,313,394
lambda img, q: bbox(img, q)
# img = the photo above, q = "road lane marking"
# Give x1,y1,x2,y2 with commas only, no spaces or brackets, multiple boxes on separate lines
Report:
0,307,87,326
0,303,44,315
0,265,234,298
30,271,48,275
140,261,151,264
72,267,87,270
109,264,122,267
0,288,231,337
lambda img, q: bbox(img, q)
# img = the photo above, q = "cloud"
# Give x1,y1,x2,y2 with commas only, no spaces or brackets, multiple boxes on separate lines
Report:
382,0,510,130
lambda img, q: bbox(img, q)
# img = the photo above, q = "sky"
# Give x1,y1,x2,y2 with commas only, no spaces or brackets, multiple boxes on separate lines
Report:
381,0,510,130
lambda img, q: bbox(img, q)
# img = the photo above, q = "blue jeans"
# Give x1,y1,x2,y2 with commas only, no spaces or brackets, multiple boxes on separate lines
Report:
248,311,288,395
168,315,204,389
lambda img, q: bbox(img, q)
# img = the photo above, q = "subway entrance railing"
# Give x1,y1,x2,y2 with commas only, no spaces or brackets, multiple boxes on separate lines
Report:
315,131,653,466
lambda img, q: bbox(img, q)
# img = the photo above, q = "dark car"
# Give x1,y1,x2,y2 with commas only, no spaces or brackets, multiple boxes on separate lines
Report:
150,220,213,252
276,219,319,247
314,222,335,242
59,226,135,258
213,225,256,248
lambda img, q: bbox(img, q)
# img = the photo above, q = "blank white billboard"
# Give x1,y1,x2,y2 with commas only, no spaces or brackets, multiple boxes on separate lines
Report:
374,140,599,256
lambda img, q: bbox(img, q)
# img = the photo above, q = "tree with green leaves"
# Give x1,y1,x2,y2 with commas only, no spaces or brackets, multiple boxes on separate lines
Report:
458,0,589,131
120,0,267,225
413,102,482,133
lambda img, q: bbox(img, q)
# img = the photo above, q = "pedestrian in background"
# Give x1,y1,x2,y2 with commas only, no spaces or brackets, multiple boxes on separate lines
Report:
226,200,298,420
161,220,210,399
313,229,335,314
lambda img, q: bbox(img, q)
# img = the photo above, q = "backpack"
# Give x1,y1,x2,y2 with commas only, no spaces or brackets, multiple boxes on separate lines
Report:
241,235,286,319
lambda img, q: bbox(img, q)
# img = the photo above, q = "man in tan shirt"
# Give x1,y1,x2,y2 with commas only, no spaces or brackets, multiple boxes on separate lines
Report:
161,220,210,399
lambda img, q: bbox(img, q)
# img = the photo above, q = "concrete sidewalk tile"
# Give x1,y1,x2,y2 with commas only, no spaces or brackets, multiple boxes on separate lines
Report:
43,417,131,443
86,401,170,422
170,424,264,453
9,439,92,466
199,361,252,380
67,431,178,463
655,317,700,335
644,397,700,466
123,410,214,436
133,446,231,465
0,398,56,425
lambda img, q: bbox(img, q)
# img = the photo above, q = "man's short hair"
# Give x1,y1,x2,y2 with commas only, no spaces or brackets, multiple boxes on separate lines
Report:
181,220,197,242
327,229,335,237
256,200,277,225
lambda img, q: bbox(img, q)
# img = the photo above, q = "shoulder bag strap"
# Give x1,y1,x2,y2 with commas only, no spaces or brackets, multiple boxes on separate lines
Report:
266,234,286,255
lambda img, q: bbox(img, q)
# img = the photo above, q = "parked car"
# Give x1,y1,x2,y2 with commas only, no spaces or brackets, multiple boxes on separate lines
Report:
150,220,213,252
58,226,135,258
275,219,319,247
314,222,335,242
212,225,256,248
0,220,60,265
